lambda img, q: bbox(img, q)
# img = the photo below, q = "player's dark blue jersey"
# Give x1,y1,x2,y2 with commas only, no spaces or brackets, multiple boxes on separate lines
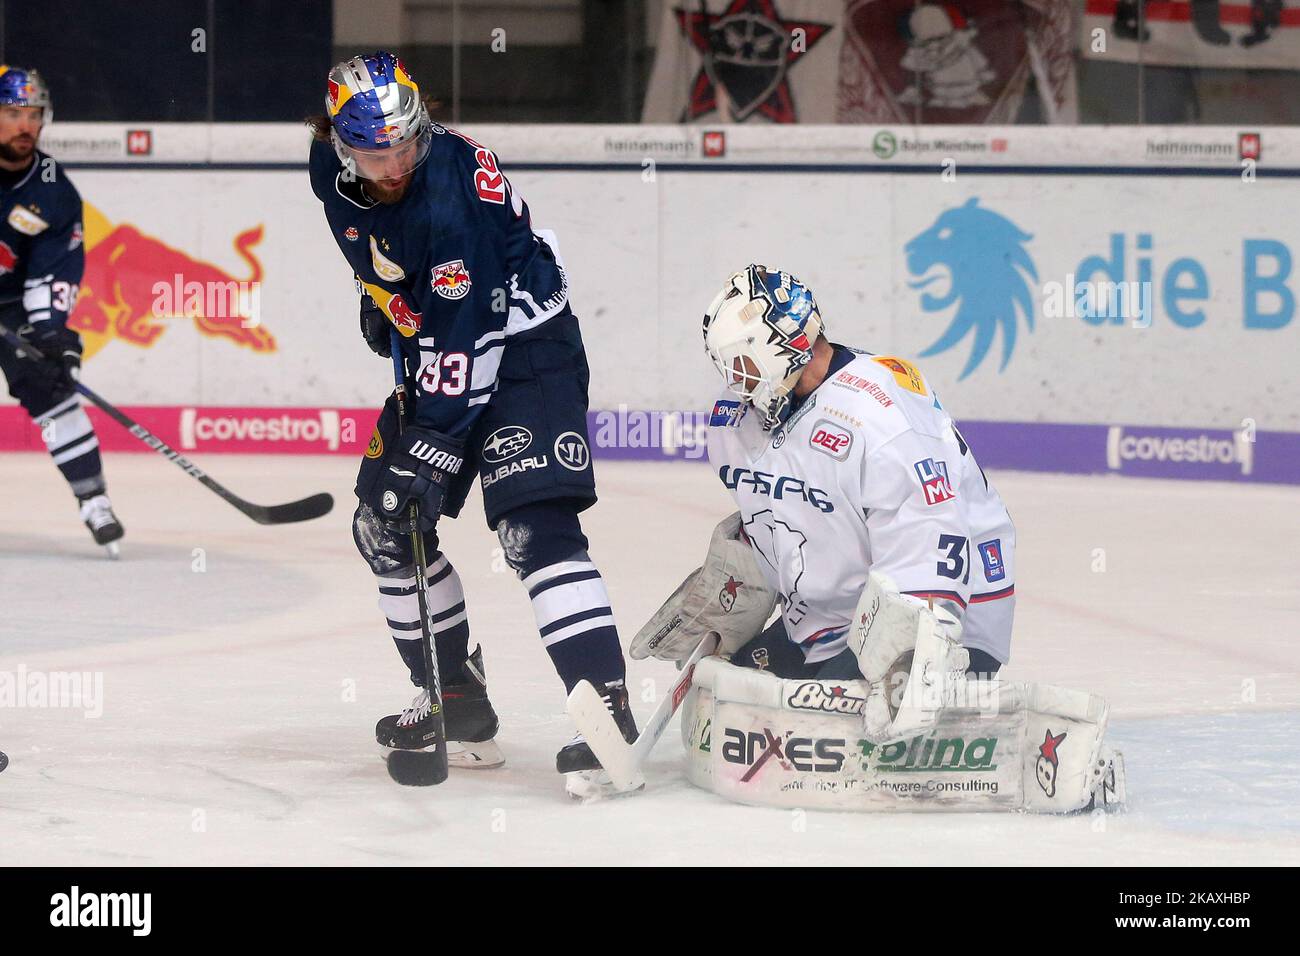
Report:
309,125,574,440
0,150,84,327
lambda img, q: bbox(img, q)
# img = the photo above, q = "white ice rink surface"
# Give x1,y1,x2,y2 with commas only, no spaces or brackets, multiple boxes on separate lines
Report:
2,454,1298,866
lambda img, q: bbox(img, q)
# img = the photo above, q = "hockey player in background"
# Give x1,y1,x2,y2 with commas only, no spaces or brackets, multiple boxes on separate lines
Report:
307,52,635,792
0,66,123,555
634,264,1015,702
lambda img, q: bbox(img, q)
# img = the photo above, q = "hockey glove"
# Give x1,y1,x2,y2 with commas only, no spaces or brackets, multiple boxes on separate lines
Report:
366,426,465,533
360,294,392,358
19,322,82,391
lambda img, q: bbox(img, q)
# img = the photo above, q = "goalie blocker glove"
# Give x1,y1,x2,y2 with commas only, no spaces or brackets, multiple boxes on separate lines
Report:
360,424,465,532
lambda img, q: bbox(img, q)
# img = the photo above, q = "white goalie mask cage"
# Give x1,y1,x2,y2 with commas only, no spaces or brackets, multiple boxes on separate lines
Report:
702,264,825,431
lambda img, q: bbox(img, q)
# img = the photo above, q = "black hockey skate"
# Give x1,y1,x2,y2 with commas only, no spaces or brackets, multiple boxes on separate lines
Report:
78,494,123,558
558,680,640,799
376,645,504,769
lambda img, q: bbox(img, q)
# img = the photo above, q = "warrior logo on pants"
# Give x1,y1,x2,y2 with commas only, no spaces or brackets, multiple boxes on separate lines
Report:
554,431,590,471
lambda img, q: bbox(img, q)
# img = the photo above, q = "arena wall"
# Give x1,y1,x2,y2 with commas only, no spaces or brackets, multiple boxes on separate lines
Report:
3,123,1296,483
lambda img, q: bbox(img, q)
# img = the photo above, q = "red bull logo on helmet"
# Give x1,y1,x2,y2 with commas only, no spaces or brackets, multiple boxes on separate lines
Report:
68,203,275,360
431,259,471,300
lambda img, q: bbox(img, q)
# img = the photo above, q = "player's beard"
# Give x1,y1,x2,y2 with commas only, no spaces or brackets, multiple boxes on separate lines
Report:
0,135,37,166
363,173,412,205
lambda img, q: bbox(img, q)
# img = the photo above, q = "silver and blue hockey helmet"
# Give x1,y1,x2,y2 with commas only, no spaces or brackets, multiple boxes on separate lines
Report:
0,66,52,122
325,51,432,182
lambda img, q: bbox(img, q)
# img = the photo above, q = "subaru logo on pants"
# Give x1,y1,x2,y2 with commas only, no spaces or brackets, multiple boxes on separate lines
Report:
483,425,533,464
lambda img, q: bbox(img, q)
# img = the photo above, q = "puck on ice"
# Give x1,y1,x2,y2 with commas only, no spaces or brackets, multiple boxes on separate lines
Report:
0,751,8,773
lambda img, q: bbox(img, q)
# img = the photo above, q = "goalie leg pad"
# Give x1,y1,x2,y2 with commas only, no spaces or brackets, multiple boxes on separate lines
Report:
681,658,1118,814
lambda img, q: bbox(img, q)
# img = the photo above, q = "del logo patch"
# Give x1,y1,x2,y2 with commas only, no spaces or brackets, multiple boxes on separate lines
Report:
873,356,927,396
365,428,384,459
431,259,472,299
978,539,1006,582
809,420,853,460
914,457,955,506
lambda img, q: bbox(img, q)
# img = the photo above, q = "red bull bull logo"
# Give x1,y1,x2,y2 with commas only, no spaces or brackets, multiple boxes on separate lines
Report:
358,279,422,337
68,204,275,361
0,239,16,275
431,259,471,300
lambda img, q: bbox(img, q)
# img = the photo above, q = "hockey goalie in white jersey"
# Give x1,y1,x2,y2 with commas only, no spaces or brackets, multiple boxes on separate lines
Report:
704,282,1014,683
625,264,1125,813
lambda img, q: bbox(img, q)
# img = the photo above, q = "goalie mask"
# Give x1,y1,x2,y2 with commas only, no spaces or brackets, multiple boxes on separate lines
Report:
702,264,824,431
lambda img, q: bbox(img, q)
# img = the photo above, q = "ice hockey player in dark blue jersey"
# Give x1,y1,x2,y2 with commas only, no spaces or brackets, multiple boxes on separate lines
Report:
0,66,123,556
308,52,636,794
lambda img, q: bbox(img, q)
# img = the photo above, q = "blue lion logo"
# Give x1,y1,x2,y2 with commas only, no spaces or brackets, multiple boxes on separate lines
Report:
905,197,1037,379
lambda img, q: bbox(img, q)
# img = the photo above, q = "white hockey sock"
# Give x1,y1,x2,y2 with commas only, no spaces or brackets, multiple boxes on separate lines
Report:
522,559,623,689
523,559,617,650
377,553,468,648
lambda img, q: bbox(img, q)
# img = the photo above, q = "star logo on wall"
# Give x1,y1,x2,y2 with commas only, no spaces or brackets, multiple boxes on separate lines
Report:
674,0,832,123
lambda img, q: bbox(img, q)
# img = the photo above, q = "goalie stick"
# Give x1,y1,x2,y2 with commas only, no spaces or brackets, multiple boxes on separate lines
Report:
0,327,334,526
566,632,720,793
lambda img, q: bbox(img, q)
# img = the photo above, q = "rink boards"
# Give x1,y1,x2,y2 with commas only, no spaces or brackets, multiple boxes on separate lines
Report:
3,123,1297,484
2,404,1298,484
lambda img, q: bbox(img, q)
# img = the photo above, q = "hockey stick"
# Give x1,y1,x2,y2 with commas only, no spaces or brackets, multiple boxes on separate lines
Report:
0,327,334,525
382,328,450,787
566,631,720,793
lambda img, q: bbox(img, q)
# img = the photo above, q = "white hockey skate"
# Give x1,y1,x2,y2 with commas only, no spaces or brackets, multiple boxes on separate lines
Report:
79,494,124,558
